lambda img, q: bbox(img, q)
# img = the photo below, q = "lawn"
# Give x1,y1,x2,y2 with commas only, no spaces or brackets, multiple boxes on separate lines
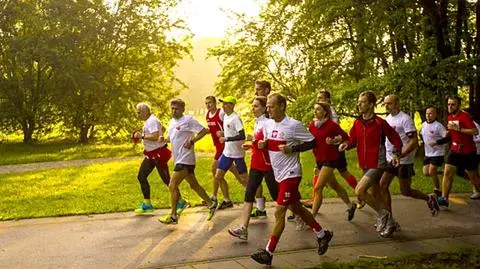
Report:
313,247,480,269
0,151,473,220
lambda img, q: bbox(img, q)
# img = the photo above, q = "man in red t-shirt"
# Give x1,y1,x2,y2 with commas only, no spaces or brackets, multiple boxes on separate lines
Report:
205,96,243,207
433,96,480,208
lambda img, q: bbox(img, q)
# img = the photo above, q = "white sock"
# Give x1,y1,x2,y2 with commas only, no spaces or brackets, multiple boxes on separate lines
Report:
256,197,265,211
211,195,217,200
314,228,325,238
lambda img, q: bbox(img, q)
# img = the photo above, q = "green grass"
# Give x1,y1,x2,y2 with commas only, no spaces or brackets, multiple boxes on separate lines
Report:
0,151,473,220
0,137,215,166
313,247,480,269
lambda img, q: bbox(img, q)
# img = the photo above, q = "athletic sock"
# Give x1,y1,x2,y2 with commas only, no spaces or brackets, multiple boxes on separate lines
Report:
266,235,279,254
256,197,265,211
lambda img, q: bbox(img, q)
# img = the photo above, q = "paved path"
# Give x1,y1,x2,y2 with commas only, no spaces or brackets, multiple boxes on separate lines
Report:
0,153,214,174
1,195,479,269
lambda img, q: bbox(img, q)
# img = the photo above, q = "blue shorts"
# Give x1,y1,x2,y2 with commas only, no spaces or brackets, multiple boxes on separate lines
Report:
217,154,248,174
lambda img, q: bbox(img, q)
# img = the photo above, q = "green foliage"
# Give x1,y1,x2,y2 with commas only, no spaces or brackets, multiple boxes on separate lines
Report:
0,0,190,143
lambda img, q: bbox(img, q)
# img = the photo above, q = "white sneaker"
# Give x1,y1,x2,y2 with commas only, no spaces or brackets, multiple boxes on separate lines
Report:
470,192,480,199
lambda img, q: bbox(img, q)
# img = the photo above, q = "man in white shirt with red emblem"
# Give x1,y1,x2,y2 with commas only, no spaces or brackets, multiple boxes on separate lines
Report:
250,93,333,266
379,95,439,237
158,99,217,224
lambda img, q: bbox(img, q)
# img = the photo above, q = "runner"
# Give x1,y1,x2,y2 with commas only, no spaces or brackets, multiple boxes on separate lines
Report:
133,103,187,214
158,99,217,224
435,96,480,208
303,90,359,209
338,91,402,238
205,96,244,208
250,94,333,265
228,96,278,240
309,102,356,221
214,96,249,209
419,107,447,197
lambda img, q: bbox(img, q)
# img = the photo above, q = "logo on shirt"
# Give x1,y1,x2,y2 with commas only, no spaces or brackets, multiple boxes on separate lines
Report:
272,130,278,138
176,126,180,130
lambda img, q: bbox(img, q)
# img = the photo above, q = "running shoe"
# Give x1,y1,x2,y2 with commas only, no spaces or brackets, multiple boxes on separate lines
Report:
287,211,295,222
356,198,366,209
228,225,248,240
207,203,217,221
158,214,178,224
437,196,449,209
427,194,440,216
317,230,333,255
380,214,397,238
176,198,189,215
346,202,357,221
251,248,272,265
217,200,233,210
134,202,154,214
470,187,480,199
375,210,389,232
250,208,267,218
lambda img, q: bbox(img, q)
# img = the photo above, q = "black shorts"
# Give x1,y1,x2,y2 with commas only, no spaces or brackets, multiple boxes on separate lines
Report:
173,163,195,174
336,151,348,172
316,160,338,170
423,156,444,167
446,152,478,172
386,164,415,179
244,168,278,202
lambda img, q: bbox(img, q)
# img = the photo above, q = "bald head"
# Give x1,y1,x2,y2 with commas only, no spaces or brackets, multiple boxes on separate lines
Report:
383,95,400,115
425,107,437,123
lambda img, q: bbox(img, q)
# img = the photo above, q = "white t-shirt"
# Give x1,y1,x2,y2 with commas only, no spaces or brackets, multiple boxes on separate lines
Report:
473,121,480,155
222,111,245,158
420,121,447,157
263,116,314,182
167,115,205,165
385,111,417,164
330,107,339,123
143,114,165,152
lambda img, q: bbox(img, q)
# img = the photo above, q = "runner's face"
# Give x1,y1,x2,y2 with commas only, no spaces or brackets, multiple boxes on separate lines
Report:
314,104,327,120
357,95,371,114
205,99,216,111
447,99,459,114
255,84,269,97
266,97,282,120
222,102,234,114
316,93,328,103
252,100,265,118
383,96,398,114
170,104,184,119
136,108,148,120
425,108,436,122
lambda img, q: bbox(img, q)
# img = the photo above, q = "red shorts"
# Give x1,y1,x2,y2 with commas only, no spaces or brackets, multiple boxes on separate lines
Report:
214,144,225,161
276,177,301,206
143,146,171,164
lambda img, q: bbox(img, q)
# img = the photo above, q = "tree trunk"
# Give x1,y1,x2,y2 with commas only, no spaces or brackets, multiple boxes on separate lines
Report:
22,118,35,143
79,125,90,143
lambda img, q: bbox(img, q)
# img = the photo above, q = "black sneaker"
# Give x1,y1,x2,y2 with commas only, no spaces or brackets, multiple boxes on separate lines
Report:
217,200,233,210
347,202,357,221
251,248,272,265
317,230,333,255
250,208,267,218
287,211,295,222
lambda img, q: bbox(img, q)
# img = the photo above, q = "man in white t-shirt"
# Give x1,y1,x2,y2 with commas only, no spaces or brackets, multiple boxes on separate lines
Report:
250,94,332,265
419,107,447,197
380,95,439,235
214,96,248,209
158,99,217,224
133,103,187,214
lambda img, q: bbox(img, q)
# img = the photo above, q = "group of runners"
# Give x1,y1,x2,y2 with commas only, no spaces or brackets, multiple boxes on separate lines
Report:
132,81,480,265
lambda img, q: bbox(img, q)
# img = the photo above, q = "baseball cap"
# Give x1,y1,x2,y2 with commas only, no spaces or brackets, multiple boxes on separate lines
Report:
219,96,237,105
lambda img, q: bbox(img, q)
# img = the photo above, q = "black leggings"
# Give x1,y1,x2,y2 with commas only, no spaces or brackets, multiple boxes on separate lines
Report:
137,158,170,199
244,168,278,202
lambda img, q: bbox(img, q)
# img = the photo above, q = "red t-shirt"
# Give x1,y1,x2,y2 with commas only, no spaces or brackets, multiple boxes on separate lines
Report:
309,119,349,162
206,108,223,147
447,110,476,154
251,115,272,171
